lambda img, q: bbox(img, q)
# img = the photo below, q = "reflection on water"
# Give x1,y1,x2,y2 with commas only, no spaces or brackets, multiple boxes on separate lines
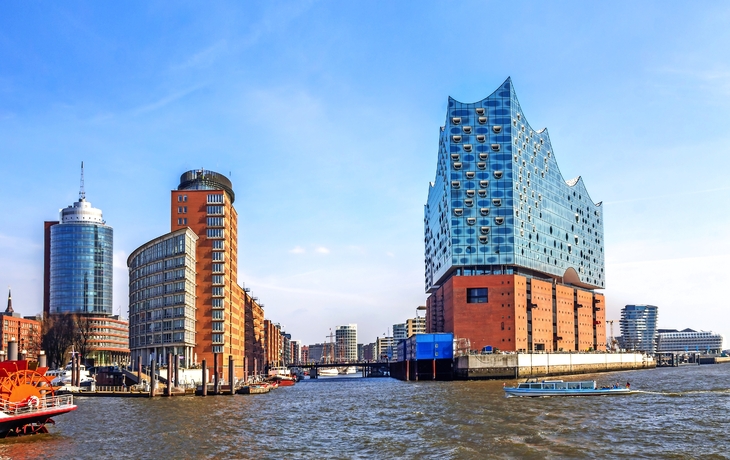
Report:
0,365,728,459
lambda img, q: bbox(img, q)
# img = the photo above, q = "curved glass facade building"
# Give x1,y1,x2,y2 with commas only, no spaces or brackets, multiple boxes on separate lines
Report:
424,79,606,353
49,198,113,315
128,227,198,368
619,305,658,354
425,78,604,292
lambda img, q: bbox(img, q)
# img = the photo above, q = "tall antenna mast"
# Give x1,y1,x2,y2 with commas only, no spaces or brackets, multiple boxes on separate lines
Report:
79,161,86,201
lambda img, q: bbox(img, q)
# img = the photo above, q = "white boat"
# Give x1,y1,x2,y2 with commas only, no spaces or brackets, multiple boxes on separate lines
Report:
318,368,339,376
504,380,635,397
51,362,95,388
338,366,357,375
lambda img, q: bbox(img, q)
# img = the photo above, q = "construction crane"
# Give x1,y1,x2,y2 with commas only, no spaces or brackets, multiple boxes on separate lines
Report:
607,320,618,351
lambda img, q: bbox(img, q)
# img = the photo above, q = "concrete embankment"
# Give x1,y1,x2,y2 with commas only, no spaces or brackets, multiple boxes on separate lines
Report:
453,352,654,380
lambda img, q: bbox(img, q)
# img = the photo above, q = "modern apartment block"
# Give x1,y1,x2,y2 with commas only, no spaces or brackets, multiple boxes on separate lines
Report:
129,169,266,379
44,165,130,365
406,315,426,338
619,305,658,354
424,79,606,352
656,329,723,354
128,228,198,368
335,324,358,362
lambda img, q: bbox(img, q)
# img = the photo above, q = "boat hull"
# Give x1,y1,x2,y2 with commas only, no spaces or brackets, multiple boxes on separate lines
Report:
504,388,634,397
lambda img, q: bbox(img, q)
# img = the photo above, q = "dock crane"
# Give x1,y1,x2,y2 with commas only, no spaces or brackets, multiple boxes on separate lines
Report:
607,320,618,351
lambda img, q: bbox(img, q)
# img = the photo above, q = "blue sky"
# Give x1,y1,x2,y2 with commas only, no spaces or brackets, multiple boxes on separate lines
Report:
1,1,729,347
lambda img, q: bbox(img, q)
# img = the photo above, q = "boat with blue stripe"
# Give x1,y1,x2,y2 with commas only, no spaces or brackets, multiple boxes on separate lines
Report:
504,380,635,397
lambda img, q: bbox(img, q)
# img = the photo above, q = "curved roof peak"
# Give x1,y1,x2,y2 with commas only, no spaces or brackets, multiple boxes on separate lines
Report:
447,77,513,106
566,176,582,187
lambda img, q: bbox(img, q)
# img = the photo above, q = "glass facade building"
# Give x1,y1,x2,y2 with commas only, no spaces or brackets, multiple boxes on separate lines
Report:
656,329,723,354
424,78,604,292
127,227,198,368
336,324,358,362
619,304,659,354
49,198,113,315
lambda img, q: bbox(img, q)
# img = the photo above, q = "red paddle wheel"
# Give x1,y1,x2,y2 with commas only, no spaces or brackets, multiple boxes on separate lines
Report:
0,360,69,437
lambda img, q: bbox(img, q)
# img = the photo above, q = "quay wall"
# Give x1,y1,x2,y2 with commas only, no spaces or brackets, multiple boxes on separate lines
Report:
453,352,654,380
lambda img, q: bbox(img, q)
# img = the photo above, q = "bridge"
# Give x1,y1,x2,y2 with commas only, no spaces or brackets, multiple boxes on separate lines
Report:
287,362,391,378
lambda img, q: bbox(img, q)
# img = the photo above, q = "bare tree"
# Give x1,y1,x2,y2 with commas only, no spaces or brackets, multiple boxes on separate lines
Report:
73,314,96,367
41,314,76,369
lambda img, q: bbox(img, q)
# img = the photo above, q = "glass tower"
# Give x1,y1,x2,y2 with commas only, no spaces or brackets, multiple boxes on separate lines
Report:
424,78,605,292
619,305,658,354
335,324,358,362
49,194,113,315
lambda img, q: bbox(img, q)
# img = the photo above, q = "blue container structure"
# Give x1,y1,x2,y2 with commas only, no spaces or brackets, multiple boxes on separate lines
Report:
391,333,455,381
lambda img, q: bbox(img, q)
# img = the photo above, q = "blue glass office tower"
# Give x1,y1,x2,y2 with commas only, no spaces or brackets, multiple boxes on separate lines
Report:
47,193,113,316
424,78,605,292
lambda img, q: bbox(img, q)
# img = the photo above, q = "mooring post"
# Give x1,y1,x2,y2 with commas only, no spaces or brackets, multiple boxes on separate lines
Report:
432,359,436,380
39,351,47,368
406,359,410,381
228,355,235,395
201,359,207,396
166,352,173,396
149,360,156,397
174,354,180,389
213,353,219,395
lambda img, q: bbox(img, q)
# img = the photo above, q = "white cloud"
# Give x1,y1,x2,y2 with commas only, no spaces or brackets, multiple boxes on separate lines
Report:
386,252,394,257
289,246,306,254
315,247,330,254
132,84,207,115
172,40,228,71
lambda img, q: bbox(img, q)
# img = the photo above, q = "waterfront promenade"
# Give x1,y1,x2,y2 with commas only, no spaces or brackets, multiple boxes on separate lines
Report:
1,364,727,458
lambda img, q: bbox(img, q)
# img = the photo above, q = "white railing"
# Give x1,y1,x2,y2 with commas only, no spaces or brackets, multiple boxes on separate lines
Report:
1,394,74,416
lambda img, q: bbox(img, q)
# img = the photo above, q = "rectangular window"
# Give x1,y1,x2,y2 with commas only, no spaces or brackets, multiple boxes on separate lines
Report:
213,345,223,353
177,218,187,225
207,194,224,204
466,288,488,303
207,217,224,227
207,228,224,239
212,298,224,308
212,263,224,273
212,240,224,250
212,322,224,331
212,252,224,262
212,287,224,296
212,275,224,285
207,205,224,215
212,334,224,344
212,310,224,320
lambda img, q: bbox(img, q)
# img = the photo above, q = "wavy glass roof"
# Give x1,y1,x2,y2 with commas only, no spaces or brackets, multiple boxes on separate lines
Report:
425,78,604,291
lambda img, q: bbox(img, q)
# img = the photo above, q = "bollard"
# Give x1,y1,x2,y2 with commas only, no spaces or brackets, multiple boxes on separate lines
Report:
39,351,47,368
432,359,436,381
201,359,207,396
228,355,234,395
8,339,18,361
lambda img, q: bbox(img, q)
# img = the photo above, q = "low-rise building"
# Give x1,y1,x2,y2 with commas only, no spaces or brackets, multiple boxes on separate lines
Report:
1,290,42,360
656,329,723,354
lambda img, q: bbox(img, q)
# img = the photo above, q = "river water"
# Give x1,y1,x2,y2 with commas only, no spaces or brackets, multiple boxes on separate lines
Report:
1,364,728,459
